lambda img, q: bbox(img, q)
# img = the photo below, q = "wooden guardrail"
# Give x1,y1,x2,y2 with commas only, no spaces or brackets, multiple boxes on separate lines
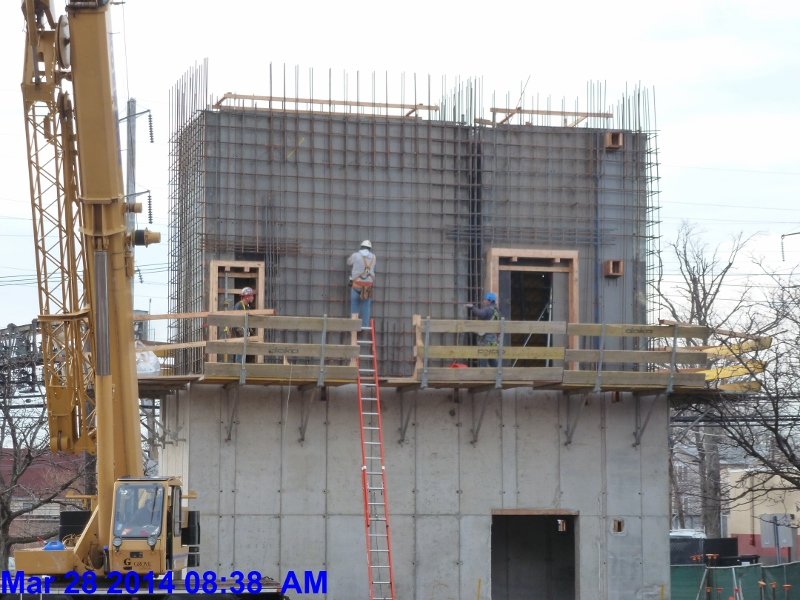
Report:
412,315,769,391
203,314,362,385
137,310,769,392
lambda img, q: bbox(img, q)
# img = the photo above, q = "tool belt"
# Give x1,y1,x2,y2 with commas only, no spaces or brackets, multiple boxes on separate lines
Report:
352,278,373,300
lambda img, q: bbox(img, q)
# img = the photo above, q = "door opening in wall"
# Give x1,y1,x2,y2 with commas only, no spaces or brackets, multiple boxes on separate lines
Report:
499,270,552,366
491,514,576,600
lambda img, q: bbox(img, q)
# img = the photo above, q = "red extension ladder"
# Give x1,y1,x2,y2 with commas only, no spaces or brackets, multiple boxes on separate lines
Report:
356,321,396,600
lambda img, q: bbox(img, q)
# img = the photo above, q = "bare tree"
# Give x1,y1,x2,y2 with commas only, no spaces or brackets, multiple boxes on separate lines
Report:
0,323,84,569
0,401,84,569
682,263,800,504
661,222,753,536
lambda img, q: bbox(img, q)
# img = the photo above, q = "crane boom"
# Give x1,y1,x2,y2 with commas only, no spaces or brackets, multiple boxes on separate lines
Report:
16,0,196,580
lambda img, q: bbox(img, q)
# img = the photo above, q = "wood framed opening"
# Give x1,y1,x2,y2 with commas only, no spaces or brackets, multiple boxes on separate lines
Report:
485,248,579,351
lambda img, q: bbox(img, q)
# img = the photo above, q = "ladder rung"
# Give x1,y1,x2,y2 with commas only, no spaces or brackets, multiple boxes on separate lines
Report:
369,534,388,538
363,426,380,430
368,486,384,491
370,549,390,553
362,411,378,415
366,471,384,475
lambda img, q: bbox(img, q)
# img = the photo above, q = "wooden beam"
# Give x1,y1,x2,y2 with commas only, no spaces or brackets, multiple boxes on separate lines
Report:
207,341,358,359
701,360,766,381
204,363,358,381
567,323,710,339
562,370,705,388
147,340,207,353
490,107,612,119
213,92,438,113
415,317,567,335
207,314,360,332
701,337,773,357
565,349,708,365
497,265,571,273
420,366,563,383
419,345,565,360
136,311,209,321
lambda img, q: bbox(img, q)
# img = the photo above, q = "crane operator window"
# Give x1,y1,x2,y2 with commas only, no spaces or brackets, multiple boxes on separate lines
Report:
113,483,164,538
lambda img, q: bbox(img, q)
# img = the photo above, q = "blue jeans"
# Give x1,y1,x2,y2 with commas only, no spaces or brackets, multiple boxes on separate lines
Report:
478,337,498,367
350,288,372,328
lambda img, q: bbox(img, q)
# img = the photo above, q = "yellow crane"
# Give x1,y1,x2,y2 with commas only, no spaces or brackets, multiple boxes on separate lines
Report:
17,0,197,581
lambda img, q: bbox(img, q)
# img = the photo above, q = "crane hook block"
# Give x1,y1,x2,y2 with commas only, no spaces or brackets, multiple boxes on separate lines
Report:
133,228,160,247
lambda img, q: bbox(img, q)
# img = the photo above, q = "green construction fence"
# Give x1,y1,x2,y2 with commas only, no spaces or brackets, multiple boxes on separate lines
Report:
672,562,800,600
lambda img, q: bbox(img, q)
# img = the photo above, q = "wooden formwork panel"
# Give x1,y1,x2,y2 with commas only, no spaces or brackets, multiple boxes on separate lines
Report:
208,260,266,363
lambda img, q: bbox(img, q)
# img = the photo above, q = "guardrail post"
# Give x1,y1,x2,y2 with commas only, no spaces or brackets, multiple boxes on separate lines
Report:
495,317,506,389
316,314,328,387
667,323,679,394
593,322,606,393
239,311,249,385
422,317,431,389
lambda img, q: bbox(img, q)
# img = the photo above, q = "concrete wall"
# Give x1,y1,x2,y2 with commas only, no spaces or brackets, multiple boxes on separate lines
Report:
161,384,670,599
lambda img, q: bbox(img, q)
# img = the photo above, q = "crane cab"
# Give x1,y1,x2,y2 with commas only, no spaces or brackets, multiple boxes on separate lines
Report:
109,477,194,574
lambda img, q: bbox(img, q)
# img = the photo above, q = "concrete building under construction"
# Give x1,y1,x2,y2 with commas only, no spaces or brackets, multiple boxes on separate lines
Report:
152,64,702,599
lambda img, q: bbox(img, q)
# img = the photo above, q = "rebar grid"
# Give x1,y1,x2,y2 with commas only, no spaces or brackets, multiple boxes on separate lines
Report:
168,67,660,376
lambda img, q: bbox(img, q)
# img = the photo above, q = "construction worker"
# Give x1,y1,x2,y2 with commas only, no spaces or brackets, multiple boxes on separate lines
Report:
465,291,500,367
347,240,376,329
233,286,256,363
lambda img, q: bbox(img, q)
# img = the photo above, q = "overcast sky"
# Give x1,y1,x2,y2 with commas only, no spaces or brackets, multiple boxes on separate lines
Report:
1,0,798,337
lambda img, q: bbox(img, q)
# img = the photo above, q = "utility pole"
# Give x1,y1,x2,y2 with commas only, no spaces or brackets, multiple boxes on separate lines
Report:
122,97,154,297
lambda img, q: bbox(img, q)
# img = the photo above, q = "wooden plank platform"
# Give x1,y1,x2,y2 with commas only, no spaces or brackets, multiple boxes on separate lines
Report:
136,313,768,394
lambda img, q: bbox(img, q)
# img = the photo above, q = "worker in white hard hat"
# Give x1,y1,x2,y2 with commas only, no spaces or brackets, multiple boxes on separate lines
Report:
233,286,256,363
347,240,377,329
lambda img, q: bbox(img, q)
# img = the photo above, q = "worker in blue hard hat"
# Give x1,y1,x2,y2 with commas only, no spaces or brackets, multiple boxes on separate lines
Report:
465,292,500,367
